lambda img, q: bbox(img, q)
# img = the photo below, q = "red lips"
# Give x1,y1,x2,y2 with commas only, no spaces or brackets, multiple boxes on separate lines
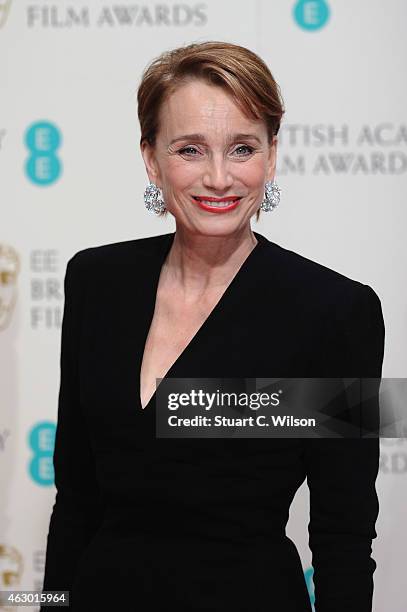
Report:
193,196,241,202
192,196,241,213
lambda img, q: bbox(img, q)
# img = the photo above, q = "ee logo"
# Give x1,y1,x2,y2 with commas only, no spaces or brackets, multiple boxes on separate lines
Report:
304,566,316,609
24,121,62,185
293,0,330,31
28,421,56,486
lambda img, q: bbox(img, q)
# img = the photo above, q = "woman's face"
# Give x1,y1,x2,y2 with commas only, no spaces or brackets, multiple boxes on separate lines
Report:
141,79,277,237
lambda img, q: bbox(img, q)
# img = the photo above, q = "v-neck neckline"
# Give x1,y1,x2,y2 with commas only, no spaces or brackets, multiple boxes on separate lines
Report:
138,230,268,412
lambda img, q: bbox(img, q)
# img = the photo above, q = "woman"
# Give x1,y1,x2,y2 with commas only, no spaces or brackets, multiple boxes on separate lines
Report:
41,42,384,611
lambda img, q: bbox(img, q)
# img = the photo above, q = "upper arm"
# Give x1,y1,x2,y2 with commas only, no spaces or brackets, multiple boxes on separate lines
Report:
53,252,102,514
341,284,385,378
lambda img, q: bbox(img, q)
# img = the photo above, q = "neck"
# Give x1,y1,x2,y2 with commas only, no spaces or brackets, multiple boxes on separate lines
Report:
160,227,258,297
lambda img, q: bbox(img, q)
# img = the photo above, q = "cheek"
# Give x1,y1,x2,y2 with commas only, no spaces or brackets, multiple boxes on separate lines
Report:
162,157,267,193
239,160,267,187
164,159,200,190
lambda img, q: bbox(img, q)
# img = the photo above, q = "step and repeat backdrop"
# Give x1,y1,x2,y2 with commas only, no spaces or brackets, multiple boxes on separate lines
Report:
1,1,406,610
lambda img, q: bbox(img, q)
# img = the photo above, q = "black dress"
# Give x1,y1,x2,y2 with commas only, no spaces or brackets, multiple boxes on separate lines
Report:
41,231,384,611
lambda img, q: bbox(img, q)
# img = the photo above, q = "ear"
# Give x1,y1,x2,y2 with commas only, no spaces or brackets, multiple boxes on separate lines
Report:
265,136,278,182
140,140,162,187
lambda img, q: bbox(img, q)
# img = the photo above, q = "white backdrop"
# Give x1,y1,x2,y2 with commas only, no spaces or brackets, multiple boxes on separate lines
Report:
1,1,406,610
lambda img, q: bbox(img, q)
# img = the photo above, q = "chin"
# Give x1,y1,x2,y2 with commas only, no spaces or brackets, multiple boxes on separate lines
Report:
187,221,249,239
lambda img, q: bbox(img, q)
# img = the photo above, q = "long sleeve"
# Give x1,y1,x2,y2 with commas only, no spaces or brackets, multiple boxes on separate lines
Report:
302,284,385,611
41,253,104,607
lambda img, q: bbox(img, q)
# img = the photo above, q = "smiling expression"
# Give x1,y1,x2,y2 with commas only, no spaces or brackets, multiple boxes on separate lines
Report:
141,79,278,236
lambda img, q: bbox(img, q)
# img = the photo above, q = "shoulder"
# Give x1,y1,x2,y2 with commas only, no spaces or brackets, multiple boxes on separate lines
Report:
259,238,385,376
258,236,383,321
66,232,172,276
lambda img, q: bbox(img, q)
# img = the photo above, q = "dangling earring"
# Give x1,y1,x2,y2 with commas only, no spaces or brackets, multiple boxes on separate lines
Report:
260,179,281,212
144,181,166,214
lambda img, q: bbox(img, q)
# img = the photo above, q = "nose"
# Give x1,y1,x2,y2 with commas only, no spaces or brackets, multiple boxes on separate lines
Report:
202,155,233,192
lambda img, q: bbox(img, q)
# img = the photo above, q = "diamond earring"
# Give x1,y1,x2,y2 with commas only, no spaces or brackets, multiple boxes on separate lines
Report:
144,181,166,214
260,180,281,212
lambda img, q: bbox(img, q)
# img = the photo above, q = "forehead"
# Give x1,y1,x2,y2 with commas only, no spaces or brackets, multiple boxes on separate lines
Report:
158,79,265,140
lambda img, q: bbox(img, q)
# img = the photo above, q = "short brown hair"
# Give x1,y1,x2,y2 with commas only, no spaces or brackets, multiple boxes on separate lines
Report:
137,41,285,221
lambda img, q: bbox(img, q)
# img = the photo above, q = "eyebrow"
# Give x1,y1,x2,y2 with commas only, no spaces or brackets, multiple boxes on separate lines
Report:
169,133,262,146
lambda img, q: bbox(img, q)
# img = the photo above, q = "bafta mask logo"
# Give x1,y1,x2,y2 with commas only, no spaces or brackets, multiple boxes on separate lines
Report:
0,545,23,610
0,245,20,332
0,0,12,29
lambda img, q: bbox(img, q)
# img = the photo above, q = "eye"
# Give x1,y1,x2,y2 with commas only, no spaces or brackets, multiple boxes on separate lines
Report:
234,145,254,156
177,144,255,158
178,146,200,156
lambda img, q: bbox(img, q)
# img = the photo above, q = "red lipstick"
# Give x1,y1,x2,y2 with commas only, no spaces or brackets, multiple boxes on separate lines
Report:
192,195,241,213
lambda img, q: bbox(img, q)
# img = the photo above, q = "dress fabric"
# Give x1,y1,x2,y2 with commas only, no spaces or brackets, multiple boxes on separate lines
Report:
41,230,385,611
